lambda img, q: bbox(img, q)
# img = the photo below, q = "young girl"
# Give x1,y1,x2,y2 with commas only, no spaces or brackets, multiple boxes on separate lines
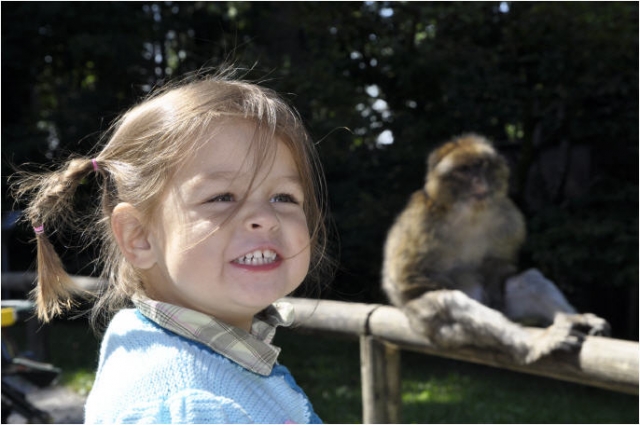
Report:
13,72,331,423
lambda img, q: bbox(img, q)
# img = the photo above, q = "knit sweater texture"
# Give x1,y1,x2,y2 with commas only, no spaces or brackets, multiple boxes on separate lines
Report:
84,309,322,424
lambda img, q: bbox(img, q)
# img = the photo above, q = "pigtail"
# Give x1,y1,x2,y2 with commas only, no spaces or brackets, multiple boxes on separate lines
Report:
31,227,77,321
13,157,100,322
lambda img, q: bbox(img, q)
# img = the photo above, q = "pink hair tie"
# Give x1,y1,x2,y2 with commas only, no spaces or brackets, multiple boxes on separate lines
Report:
91,158,99,172
33,225,45,235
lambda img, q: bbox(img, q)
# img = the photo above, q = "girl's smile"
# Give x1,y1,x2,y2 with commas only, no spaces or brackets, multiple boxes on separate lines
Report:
232,247,281,269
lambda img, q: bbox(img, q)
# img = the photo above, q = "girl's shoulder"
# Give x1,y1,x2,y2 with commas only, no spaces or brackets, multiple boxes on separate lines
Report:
106,308,151,333
101,308,234,369
96,309,239,390
103,308,205,352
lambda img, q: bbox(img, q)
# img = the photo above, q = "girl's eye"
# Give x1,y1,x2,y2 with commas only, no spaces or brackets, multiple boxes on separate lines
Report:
208,193,235,203
270,193,299,204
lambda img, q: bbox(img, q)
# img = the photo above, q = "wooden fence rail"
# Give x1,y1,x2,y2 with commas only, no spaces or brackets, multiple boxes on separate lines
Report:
283,297,639,423
3,273,638,423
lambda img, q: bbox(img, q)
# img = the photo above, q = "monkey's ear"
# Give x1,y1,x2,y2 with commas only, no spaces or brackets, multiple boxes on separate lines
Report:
427,140,456,173
111,203,156,270
426,149,442,174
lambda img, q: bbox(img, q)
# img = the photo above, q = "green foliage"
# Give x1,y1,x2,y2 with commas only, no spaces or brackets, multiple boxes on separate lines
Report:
523,177,639,294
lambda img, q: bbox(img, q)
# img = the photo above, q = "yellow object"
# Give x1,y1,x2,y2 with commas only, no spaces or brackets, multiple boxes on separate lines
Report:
1,307,17,327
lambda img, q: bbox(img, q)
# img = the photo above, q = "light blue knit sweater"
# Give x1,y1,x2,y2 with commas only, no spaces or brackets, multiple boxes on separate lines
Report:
84,309,322,424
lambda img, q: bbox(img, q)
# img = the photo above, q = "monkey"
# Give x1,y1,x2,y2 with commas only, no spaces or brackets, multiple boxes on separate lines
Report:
381,134,609,364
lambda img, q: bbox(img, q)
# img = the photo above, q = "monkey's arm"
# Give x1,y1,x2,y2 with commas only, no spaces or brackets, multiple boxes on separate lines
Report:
389,269,456,305
403,289,583,364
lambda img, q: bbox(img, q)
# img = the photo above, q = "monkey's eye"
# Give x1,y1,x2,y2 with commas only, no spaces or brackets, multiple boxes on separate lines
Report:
455,165,473,175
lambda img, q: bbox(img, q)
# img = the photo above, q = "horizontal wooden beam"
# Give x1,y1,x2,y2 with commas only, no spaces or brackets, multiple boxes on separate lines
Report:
285,297,639,395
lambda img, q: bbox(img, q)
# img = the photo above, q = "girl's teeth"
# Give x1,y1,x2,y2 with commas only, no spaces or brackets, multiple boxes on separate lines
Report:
235,249,277,265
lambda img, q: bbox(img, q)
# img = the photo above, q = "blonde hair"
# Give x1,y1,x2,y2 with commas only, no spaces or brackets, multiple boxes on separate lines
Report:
12,71,332,329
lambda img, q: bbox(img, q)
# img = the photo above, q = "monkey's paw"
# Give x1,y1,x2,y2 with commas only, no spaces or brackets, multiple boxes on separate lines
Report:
523,317,584,364
555,312,611,337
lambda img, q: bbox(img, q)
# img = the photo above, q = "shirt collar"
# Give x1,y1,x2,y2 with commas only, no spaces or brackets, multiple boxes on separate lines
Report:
132,296,294,376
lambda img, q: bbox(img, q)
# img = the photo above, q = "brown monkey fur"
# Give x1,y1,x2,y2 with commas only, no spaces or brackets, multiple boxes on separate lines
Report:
382,134,609,364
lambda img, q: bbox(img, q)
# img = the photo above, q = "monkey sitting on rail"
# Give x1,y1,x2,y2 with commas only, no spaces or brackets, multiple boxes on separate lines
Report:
381,134,609,364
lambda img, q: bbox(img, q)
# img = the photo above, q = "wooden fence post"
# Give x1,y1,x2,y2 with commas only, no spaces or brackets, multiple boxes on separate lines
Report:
360,336,401,424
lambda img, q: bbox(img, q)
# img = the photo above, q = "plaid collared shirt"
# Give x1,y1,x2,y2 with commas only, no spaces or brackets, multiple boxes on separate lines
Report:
132,296,294,376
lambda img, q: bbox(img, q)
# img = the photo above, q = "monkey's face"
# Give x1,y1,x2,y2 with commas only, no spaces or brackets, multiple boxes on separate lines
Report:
425,138,509,207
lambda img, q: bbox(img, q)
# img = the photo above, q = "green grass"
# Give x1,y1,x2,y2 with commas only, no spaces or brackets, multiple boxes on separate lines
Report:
4,320,637,423
398,353,638,423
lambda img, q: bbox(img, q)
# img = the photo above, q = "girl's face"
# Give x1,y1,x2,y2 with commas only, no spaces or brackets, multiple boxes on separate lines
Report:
144,120,311,331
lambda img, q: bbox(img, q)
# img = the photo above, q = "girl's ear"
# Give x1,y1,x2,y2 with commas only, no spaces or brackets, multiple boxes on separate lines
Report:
111,203,156,269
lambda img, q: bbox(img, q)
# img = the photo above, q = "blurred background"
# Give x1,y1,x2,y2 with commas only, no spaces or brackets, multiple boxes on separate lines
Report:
1,2,638,423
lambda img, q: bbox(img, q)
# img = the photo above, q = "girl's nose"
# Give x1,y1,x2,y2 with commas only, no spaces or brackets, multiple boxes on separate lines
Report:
243,201,280,232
